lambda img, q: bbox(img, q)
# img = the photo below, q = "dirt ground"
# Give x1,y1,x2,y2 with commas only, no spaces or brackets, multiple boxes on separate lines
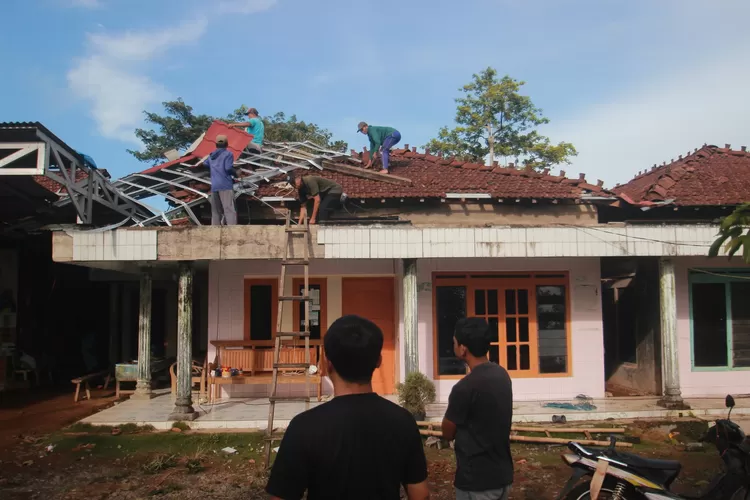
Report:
0,419,728,500
0,388,732,499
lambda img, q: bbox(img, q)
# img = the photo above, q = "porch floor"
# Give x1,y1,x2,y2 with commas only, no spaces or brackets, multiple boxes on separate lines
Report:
80,391,750,430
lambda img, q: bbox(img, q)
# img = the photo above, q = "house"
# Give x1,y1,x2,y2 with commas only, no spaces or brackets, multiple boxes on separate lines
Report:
601,144,750,401
44,122,750,418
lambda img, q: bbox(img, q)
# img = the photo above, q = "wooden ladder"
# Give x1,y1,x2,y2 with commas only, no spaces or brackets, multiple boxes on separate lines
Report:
264,211,313,468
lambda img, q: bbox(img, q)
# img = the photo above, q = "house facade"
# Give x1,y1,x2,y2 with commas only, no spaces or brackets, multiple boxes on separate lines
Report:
46,122,750,409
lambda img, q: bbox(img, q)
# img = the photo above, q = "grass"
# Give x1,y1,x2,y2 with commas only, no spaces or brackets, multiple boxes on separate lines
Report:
65,422,156,434
47,430,267,462
142,454,178,474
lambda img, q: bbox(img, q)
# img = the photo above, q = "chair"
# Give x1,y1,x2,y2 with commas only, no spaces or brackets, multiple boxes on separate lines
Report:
169,359,206,402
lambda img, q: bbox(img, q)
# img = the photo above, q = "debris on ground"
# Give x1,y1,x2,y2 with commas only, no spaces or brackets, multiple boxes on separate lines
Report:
71,443,96,452
111,428,122,436
425,436,442,449
221,447,237,454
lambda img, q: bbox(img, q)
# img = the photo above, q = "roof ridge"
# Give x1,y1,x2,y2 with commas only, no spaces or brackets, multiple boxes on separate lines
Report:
350,145,609,194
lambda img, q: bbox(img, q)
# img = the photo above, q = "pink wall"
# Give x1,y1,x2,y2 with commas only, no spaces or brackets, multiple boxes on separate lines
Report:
207,257,605,401
416,258,605,402
674,257,750,397
207,259,397,398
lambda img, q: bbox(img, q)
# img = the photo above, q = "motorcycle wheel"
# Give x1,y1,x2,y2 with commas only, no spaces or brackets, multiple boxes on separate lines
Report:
562,478,640,499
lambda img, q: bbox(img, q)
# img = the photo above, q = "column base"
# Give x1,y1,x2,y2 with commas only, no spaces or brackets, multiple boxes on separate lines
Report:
169,407,198,422
131,391,155,400
657,396,691,410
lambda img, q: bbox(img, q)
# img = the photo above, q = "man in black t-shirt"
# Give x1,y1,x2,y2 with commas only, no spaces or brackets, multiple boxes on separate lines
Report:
266,315,430,500
441,318,513,500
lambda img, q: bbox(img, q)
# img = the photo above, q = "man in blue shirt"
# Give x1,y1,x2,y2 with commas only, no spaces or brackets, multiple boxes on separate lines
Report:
202,134,237,225
230,107,264,152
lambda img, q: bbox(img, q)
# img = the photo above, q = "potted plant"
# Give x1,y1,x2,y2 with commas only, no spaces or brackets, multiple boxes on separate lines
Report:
397,372,436,421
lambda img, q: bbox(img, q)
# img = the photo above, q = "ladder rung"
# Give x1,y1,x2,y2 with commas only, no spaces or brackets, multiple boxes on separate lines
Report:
281,259,309,266
273,363,310,369
285,227,308,233
277,331,310,338
278,296,311,302
269,396,311,403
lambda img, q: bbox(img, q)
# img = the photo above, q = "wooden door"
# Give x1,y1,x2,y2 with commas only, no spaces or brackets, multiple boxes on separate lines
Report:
342,278,396,395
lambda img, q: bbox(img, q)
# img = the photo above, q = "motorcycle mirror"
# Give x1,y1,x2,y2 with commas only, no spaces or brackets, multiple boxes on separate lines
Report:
726,395,736,408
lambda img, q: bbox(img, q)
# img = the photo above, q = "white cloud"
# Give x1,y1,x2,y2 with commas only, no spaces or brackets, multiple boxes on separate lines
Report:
218,0,277,14
67,19,207,142
546,50,750,188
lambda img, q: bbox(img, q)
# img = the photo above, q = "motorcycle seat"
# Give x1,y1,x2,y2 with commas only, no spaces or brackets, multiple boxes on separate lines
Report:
608,451,682,487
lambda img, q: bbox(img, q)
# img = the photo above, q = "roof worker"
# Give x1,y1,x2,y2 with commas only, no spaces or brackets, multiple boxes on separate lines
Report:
358,121,401,175
229,107,264,152
266,315,430,500
202,134,237,225
290,171,343,225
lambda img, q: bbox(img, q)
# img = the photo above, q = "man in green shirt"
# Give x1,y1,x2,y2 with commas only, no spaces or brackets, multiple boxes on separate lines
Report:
357,122,401,174
290,171,343,224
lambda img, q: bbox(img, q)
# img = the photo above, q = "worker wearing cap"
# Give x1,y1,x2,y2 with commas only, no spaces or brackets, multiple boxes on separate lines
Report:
289,171,343,224
202,134,238,225
229,107,265,152
358,122,401,174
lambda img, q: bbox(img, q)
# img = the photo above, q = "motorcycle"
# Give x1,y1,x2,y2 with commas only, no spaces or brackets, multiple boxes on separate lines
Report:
556,395,750,500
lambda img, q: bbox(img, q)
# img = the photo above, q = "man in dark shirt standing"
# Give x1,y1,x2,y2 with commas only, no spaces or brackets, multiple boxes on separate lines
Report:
441,318,513,500
266,315,430,500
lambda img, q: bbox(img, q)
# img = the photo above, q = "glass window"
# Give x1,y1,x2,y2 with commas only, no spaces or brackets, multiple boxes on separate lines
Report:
692,282,728,367
537,285,568,374
249,284,273,340
436,286,467,375
298,284,322,340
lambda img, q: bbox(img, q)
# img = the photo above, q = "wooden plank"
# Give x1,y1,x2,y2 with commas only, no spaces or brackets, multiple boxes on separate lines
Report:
416,422,626,434
417,429,632,448
321,161,412,186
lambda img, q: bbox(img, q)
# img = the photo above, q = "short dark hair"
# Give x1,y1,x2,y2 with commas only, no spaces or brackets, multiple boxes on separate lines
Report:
324,315,383,384
454,317,491,357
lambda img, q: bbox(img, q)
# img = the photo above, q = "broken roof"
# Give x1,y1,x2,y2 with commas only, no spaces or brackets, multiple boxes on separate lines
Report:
257,147,612,201
615,144,750,207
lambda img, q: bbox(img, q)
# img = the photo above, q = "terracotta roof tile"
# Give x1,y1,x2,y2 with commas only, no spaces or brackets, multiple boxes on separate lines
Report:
256,149,611,201
615,145,750,206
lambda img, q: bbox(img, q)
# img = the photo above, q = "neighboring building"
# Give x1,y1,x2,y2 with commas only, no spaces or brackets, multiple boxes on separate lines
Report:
602,144,750,399
45,122,750,407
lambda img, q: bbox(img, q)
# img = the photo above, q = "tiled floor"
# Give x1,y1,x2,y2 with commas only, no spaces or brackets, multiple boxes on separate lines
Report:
81,391,750,430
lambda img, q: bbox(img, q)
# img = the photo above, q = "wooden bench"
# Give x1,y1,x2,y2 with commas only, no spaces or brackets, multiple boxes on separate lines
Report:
71,370,111,403
210,340,324,402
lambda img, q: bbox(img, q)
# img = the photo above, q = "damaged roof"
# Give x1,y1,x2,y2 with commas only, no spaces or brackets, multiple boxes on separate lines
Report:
615,144,750,207
257,147,612,202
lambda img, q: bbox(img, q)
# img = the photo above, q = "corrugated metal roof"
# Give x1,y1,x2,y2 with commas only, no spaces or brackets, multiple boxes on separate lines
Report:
0,121,84,163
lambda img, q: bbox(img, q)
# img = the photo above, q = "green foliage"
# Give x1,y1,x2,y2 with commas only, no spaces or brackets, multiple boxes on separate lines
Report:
709,203,750,263
171,421,191,431
129,100,347,165
426,67,577,169
396,372,436,417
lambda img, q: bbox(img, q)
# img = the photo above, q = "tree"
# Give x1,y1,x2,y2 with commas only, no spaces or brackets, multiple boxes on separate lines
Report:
426,67,577,169
129,100,347,164
709,203,750,263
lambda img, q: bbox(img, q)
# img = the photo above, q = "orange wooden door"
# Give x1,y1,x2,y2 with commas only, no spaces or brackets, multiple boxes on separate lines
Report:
342,278,396,395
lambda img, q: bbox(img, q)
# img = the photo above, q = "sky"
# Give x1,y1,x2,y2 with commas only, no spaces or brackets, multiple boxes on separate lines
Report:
2,0,750,188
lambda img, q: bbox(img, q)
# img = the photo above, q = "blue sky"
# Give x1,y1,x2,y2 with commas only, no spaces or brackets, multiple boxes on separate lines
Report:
2,0,750,187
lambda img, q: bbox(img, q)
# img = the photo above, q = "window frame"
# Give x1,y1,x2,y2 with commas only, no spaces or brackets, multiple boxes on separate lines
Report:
292,278,328,340
243,278,279,341
689,269,750,372
431,272,572,380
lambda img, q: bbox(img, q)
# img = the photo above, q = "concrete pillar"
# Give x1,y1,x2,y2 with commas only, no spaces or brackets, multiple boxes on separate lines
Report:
658,258,688,409
121,283,133,362
169,262,198,421
133,271,154,400
108,283,120,367
403,259,419,375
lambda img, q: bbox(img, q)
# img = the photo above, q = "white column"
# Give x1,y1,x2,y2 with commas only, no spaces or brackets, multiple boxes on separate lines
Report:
658,258,688,409
403,259,419,375
133,271,153,399
169,262,198,421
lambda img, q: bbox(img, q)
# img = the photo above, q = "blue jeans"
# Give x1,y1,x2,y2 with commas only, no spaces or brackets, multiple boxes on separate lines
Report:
381,130,401,171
